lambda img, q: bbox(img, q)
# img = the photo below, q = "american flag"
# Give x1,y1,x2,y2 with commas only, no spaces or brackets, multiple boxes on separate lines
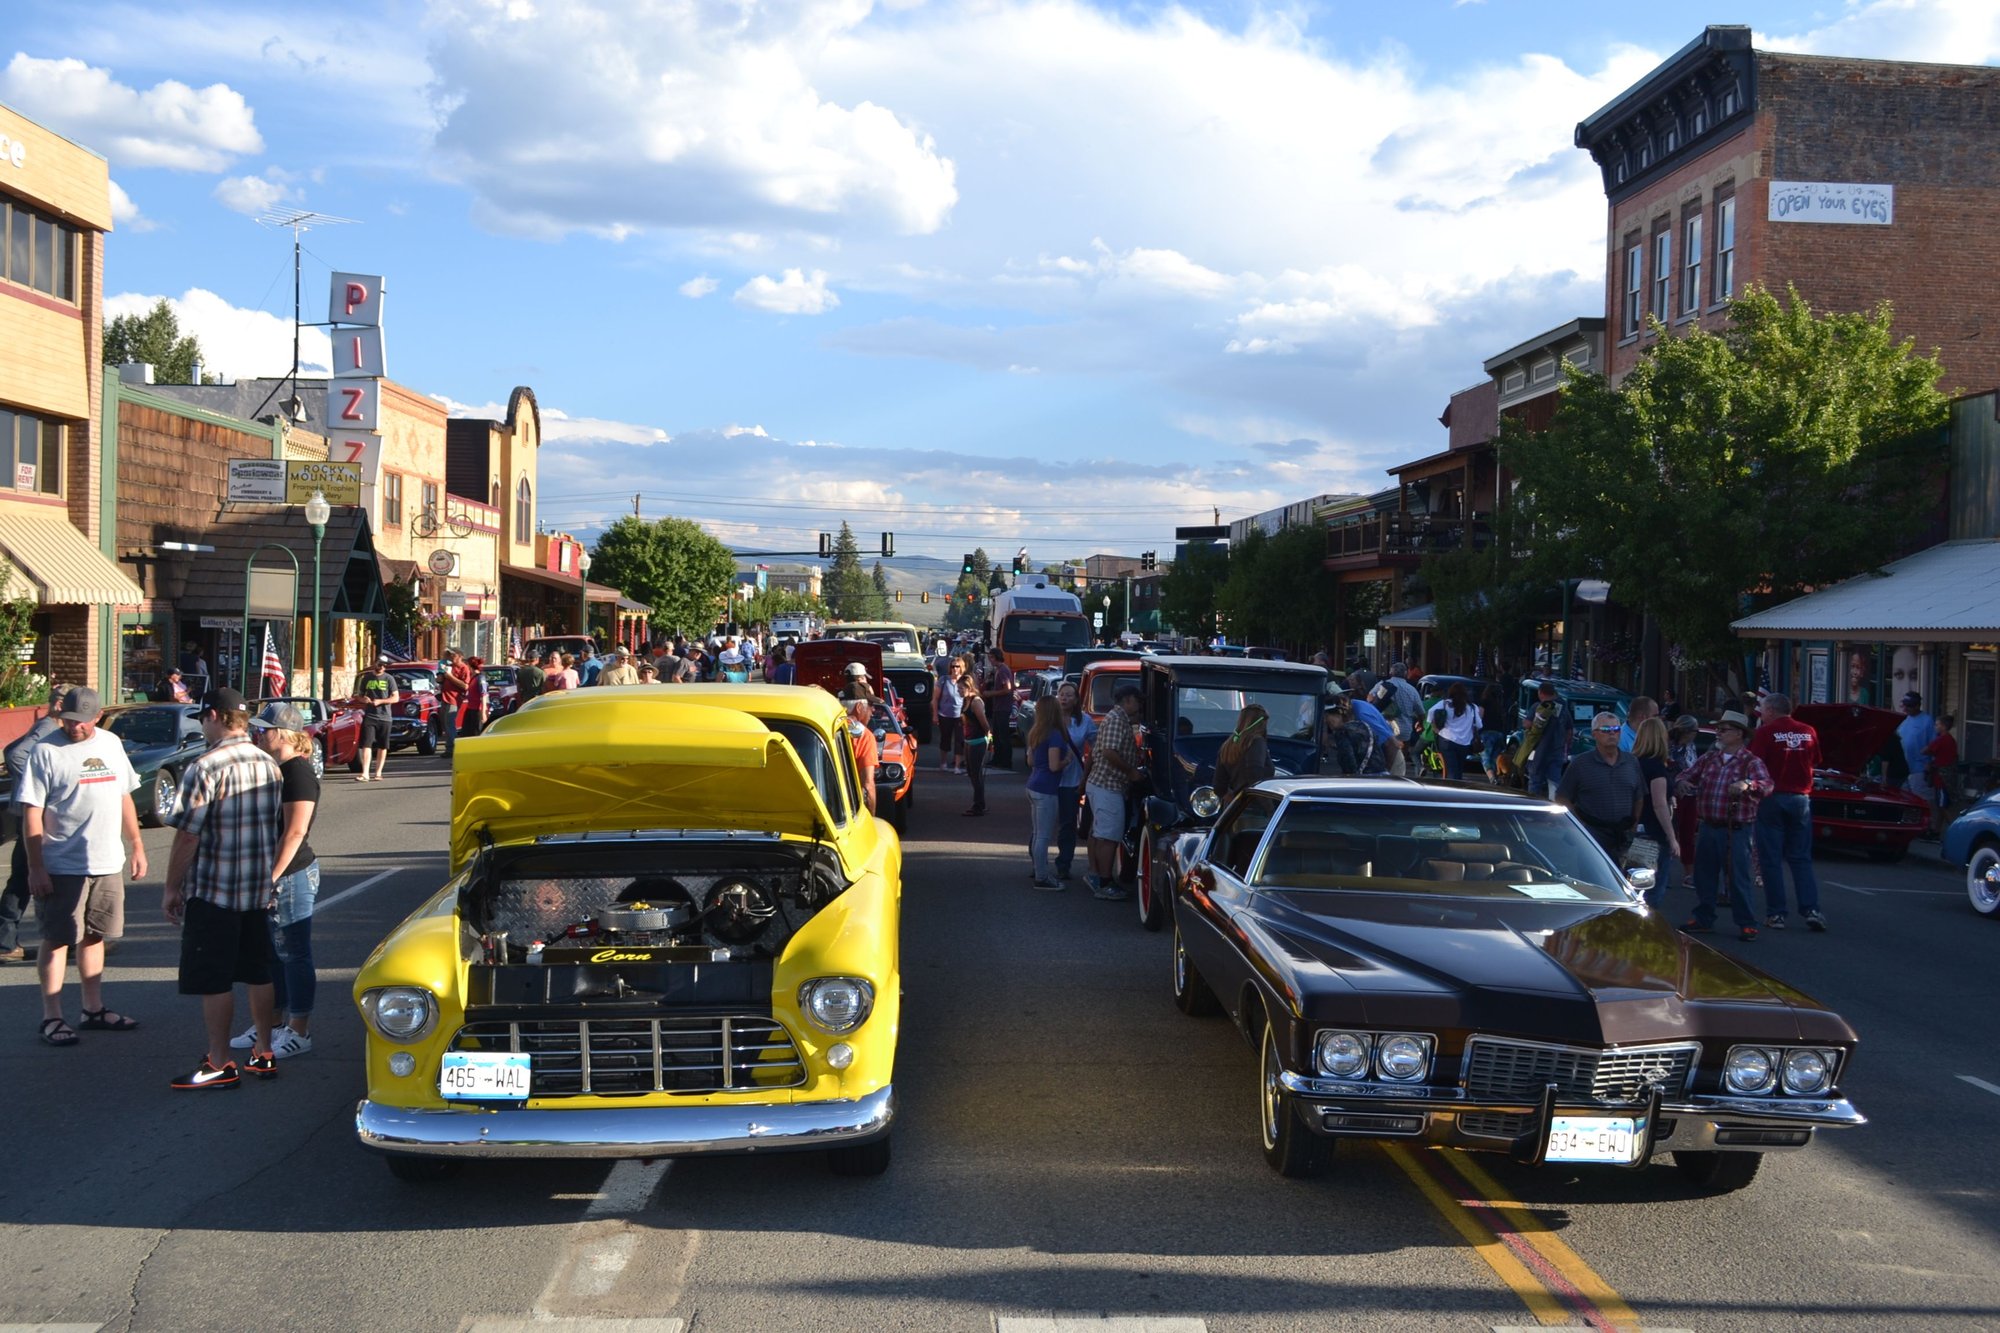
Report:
260,624,287,697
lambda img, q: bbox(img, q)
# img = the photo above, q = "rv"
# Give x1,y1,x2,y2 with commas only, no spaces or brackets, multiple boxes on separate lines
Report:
987,578,1090,673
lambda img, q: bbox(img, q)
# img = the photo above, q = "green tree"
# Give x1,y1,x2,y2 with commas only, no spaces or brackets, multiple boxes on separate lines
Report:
588,515,735,638
943,546,992,630
1422,491,1543,665
1504,285,1949,666
1160,541,1228,641
738,585,826,631
0,559,45,706
103,299,210,384
822,523,885,620
1215,526,1343,654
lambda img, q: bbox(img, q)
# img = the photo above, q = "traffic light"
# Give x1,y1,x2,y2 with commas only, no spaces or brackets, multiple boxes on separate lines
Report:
881,532,895,557
942,593,952,605
1011,546,1027,575
895,590,903,602
921,591,930,604
818,532,832,559
961,552,975,576
1141,550,1156,571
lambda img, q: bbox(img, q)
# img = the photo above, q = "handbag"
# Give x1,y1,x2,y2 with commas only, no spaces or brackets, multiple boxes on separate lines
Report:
1625,835,1662,870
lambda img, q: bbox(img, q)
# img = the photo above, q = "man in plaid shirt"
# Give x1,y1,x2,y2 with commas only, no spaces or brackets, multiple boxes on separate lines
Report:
163,688,285,1090
1673,709,1773,941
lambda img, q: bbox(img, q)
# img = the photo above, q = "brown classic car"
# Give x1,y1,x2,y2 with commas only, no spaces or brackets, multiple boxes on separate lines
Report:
1168,780,1864,1193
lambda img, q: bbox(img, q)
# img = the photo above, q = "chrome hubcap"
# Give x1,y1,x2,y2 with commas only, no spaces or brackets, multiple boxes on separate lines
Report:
1973,854,2000,912
155,773,177,820
1261,1031,1281,1148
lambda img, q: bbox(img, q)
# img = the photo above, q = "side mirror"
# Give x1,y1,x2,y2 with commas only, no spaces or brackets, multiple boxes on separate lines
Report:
1625,866,1657,894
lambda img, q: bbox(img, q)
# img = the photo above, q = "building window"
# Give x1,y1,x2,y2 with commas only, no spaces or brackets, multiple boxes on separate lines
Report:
1663,123,1679,153
1714,195,1737,302
1691,104,1708,135
0,406,64,496
516,477,532,536
1688,211,1704,312
1637,140,1653,169
1531,359,1556,384
1501,370,1526,394
1718,82,1740,117
1652,228,1672,321
421,479,439,520
1567,344,1592,369
384,471,403,527
1623,240,1643,335
0,197,79,302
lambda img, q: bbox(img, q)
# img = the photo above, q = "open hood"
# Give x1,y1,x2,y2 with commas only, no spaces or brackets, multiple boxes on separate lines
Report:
1792,703,1906,776
450,698,837,870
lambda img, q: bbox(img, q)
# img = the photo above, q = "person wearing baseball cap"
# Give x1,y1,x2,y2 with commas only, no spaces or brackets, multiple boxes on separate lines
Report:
354,654,398,781
237,702,320,1059
1898,690,1937,807
17,686,147,1045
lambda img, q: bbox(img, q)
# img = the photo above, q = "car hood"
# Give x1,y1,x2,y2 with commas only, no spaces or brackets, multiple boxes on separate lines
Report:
1255,888,1827,1044
116,740,181,769
450,698,838,870
1792,703,1905,775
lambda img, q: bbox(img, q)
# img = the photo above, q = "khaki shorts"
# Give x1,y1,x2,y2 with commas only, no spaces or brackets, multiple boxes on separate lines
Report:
1088,787,1127,841
40,873,125,947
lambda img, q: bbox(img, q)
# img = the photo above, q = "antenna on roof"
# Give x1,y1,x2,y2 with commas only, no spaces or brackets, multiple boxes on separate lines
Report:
253,208,360,424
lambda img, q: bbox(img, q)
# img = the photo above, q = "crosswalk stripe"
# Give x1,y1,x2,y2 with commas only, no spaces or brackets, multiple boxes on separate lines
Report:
994,1320,1208,1332
463,1321,684,1332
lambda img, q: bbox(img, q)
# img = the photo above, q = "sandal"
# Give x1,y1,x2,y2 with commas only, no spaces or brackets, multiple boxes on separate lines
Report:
80,1008,139,1032
39,1017,79,1047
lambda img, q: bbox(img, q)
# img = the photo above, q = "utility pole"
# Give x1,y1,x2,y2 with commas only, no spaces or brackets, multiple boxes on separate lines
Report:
633,493,641,519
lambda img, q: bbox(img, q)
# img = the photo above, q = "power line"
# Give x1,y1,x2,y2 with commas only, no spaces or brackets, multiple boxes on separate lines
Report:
538,488,1220,516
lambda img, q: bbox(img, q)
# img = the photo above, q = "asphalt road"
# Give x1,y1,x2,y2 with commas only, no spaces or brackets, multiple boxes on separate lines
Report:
1,752,1997,1332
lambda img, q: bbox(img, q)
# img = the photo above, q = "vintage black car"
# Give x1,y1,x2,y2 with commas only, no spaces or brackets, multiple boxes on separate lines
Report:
1131,656,1329,931
1166,779,1863,1193
101,703,208,825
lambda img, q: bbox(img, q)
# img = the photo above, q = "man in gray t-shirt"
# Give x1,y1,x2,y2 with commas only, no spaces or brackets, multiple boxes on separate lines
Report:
1556,710,1648,861
2,681,70,963
18,687,146,1045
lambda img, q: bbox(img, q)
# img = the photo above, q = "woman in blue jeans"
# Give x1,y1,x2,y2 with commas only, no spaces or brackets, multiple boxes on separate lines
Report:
235,706,319,1059
1024,699,1069,889
1053,682,1095,881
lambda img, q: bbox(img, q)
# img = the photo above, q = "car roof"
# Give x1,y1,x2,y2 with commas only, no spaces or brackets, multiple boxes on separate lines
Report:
1253,777,1559,809
520,681,848,729
1143,655,1327,679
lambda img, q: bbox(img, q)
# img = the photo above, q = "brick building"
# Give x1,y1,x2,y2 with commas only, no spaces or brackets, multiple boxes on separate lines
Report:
0,101,137,698
1575,25,2000,392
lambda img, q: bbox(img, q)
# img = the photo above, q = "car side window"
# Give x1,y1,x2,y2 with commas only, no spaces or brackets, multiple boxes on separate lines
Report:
1210,793,1280,879
762,719,850,825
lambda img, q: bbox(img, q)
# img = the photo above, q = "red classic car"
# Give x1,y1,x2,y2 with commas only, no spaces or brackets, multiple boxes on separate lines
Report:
259,696,364,776
1795,704,1932,861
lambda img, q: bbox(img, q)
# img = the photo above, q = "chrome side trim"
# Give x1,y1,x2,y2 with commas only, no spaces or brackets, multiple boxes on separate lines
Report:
356,1085,895,1159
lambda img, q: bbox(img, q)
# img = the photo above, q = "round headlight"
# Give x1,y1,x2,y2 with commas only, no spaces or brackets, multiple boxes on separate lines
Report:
366,986,436,1042
1724,1045,1776,1094
826,1042,855,1070
1316,1031,1369,1079
1782,1048,1831,1094
1189,786,1222,819
800,977,875,1034
1376,1034,1430,1082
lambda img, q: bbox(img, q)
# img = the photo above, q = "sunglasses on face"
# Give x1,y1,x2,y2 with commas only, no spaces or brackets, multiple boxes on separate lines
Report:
1594,726,1622,734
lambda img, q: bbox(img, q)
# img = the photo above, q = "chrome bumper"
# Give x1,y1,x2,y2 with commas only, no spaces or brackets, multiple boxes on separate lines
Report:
1277,1072,1863,1148
356,1085,894,1159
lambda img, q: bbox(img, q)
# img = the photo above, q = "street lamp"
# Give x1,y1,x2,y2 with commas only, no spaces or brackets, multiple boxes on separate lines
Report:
303,489,330,703
577,547,593,640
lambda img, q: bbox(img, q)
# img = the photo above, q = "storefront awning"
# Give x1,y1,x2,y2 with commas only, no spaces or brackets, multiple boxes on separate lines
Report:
1731,539,2000,642
501,561,630,604
0,508,145,605
1379,603,1436,631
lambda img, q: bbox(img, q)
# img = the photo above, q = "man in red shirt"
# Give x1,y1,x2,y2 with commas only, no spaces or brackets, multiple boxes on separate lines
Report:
435,651,471,760
1748,693,1825,933
847,699,879,815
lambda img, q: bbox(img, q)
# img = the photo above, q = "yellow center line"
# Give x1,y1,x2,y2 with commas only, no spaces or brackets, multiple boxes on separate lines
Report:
1441,1148,1640,1330
1379,1143,1571,1326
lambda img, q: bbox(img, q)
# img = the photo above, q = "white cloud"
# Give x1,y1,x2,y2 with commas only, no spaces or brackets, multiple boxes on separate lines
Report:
734,269,840,315
212,172,300,216
423,0,959,241
104,288,331,381
1761,0,2000,63
107,179,155,233
678,275,720,299
0,53,262,171
721,424,771,438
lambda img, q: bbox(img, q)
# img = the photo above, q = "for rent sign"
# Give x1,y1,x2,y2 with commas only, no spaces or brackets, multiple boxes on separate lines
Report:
1768,181,1894,226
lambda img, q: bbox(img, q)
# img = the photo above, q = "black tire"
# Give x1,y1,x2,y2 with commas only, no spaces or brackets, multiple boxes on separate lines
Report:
1259,1017,1332,1179
827,1135,892,1177
415,724,438,757
1172,922,1221,1017
385,1155,463,1184
1137,836,1168,932
1969,841,2000,918
140,766,178,828
347,745,363,773
888,794,908,834
1673,1150,1762,1193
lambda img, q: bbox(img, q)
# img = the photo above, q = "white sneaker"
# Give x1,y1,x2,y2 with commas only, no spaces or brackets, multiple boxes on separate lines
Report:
269,1027,313,1059
228,1022,259,1050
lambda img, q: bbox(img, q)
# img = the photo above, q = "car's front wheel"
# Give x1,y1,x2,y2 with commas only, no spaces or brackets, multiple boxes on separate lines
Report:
1172,922,1220,1017
415,723,438,756
1259,1017,1331,1179
1968,841,2000,917
1137,836,1168,932
1672,1150,1761,1193
828,1135,891,1177
385,1155,463,1184
140,766,178,828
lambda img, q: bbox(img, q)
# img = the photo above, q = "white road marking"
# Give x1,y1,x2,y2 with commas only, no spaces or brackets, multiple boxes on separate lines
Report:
566,1232,641,1297
315,866,406,913
0,1325,106,1332
996,1312,1208,1320
584,1160,671,1219
1822,879,1958,898
1957,1074,2000,1098
464,1321,683,1332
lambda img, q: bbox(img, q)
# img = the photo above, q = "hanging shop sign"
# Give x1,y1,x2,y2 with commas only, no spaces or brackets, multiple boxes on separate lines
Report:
226,458,288,503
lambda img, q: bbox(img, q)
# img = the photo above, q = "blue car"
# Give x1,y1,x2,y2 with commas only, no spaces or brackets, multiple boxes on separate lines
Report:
1942,792,2000,917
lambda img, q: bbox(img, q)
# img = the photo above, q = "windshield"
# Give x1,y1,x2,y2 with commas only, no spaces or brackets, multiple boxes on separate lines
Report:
1174,687,1321,741
760,718,848,824
1250,799,1630,901
1000,614,1090,653
391,670,438,693
483,667,517,686
106,709,181,745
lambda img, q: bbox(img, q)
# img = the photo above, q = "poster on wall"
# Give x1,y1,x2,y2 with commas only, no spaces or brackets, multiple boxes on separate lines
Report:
1808,649,1829,704
1889,646,1933,710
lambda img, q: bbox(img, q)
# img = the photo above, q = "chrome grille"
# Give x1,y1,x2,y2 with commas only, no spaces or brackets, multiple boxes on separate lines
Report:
1462,1037,1697,1106
451,1013,805,1097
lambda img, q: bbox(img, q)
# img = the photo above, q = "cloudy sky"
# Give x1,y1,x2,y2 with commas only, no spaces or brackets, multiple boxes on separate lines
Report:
7,0,1997,558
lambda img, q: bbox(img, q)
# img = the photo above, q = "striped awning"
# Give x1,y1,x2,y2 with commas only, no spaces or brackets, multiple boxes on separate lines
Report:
0,508,145,605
